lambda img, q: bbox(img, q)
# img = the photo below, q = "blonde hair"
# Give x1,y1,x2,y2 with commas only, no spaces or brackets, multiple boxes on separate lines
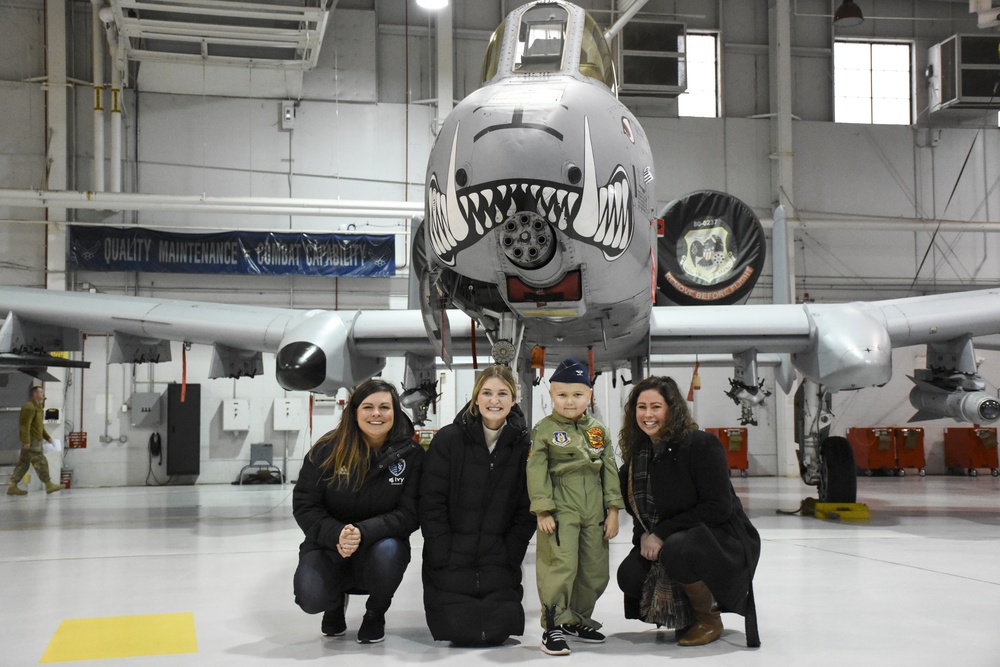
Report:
468,365,517,418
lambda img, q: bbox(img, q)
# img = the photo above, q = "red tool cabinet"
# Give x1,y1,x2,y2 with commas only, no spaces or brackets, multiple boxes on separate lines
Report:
707,427,749,477
893,427,926,476
944,427,999,477
847,427,896,475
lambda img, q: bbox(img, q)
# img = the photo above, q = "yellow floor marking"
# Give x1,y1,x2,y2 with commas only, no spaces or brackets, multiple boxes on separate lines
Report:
40,612,197,663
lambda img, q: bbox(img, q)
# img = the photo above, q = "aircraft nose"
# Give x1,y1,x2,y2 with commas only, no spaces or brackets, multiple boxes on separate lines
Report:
276,342,326,391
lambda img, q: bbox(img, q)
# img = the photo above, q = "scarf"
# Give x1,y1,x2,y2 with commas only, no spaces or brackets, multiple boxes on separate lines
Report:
628,439,693,629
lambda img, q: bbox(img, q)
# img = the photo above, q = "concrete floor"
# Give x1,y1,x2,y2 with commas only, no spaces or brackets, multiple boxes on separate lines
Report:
2,474,999,666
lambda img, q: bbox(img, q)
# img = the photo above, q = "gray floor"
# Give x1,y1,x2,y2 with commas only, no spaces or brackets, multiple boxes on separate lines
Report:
3,475,1000,666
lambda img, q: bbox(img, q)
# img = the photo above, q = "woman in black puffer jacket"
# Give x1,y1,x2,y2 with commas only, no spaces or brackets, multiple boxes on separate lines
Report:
419,365,536,646
293,379,423,644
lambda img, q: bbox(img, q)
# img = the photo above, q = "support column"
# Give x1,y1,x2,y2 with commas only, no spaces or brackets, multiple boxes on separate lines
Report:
92,2,105,192
434,3,453,133
769,0,795,216
45,0,68,293
769,0,797,475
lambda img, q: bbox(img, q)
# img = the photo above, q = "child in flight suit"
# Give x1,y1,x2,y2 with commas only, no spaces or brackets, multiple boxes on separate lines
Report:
526,358,623,655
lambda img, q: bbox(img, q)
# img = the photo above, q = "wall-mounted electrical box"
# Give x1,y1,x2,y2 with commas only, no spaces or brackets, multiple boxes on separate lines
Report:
274,398,306,431
130,392,161,427
223,399,251,431
280,100,296,130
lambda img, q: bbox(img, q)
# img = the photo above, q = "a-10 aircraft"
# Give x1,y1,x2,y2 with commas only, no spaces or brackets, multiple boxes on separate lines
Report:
2,0,1000,504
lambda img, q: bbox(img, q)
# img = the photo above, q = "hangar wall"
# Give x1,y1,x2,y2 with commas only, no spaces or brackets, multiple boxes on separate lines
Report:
1,0,999,486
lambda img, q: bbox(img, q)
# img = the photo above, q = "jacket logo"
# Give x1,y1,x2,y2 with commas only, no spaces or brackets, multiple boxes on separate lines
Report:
388,459,406,486
586,427,605,450
552,431,569,447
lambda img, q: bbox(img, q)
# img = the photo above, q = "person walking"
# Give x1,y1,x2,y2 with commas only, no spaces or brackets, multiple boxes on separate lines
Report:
7,386,63,496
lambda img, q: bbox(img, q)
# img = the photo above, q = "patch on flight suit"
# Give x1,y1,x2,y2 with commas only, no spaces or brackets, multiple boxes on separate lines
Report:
552,431,570,447
586,427,605,450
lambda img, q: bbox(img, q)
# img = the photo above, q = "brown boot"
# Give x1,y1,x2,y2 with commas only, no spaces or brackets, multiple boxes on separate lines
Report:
45,481,65,494
678,581,722,646
7,482,27,496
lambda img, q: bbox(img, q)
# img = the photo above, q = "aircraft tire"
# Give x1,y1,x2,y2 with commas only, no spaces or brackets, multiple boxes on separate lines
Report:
818,436,857,503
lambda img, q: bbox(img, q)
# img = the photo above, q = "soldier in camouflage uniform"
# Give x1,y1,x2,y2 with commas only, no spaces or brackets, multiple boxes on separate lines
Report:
6,386,63,496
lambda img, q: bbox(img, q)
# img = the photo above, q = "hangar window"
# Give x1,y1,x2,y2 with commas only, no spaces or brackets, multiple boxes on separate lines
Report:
834,40,913,125
678,33,719,118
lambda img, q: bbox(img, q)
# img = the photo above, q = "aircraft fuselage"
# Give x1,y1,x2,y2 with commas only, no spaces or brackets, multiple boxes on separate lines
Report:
423,1,658,366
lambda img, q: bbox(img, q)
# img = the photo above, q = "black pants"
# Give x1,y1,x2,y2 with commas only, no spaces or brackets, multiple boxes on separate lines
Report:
294,537,410,615
617,531,700,599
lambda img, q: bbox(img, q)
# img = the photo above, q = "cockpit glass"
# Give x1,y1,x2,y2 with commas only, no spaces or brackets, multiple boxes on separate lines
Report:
513,5,567,73
579,13,616,91
481,22,505,83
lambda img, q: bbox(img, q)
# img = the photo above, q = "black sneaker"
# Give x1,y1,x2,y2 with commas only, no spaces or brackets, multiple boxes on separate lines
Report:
321,598,348,637
561,623,606,643
357,611,385,644
541,627,571,655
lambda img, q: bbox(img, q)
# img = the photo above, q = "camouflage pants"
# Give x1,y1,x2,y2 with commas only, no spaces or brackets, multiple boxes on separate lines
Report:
9,439,52,485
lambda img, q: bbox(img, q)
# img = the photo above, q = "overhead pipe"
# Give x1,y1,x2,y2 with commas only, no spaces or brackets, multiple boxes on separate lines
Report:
604,0,650,42
0,188,424,218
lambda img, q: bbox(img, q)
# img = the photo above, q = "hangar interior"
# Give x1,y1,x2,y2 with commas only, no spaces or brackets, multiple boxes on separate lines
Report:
2,0,999,487
1,0,1000,664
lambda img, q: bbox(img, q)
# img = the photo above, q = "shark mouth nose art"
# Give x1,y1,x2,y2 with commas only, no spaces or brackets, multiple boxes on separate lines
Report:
427,118,634,265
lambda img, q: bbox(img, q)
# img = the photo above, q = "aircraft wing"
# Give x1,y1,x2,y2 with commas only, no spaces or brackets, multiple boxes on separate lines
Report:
650,287,1000,421
0,287,480,394
652,288,1000,355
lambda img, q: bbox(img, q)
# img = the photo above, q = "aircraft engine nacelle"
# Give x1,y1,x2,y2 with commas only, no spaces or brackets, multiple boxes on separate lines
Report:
908,385,1000,424
794,303,892,391
275,311,385,394
656,191,767,306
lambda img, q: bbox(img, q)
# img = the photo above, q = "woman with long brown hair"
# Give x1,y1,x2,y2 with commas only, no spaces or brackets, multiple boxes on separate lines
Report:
616,376,760,647
293,378,424,644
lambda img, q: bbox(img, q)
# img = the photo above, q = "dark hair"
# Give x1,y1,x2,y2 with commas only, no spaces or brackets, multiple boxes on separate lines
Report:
618,376,698,465
312,378,412,488
468,365,518,418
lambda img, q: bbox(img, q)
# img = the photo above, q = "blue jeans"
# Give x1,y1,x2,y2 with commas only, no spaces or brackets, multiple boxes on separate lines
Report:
294,537,411,615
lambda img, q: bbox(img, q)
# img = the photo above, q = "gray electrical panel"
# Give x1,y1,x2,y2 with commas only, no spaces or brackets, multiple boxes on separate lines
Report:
130,392,162,427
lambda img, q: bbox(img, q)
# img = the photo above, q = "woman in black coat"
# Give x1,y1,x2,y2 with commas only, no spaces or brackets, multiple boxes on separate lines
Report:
293,379,424,644
419,364,536,646
616,376,761,647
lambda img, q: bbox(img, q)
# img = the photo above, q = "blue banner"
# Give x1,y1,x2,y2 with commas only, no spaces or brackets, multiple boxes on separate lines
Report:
68,226,395,277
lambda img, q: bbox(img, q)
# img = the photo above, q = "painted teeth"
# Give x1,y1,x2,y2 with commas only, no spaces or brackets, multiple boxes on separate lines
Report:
595,167,632,251
457,182,577,229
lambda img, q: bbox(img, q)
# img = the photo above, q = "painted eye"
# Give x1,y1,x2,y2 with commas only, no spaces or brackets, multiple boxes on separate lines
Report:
567,165,582,184
455,168,468,187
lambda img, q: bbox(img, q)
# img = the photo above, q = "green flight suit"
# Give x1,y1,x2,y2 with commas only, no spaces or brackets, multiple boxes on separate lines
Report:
526,411,623,629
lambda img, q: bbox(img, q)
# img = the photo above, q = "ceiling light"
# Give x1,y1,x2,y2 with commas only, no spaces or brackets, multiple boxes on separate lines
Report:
833,0,864,27
416,0,448,9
